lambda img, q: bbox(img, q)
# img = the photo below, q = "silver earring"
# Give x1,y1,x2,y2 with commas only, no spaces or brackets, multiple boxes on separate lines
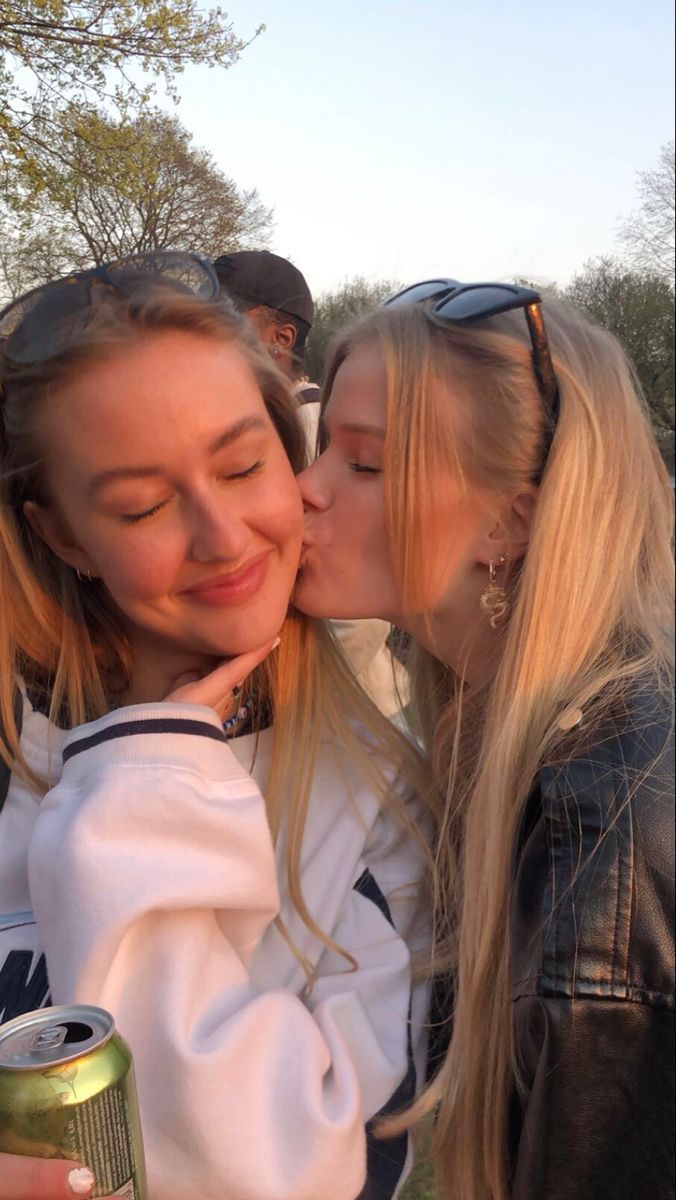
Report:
75,568,91,582
480,555,509,628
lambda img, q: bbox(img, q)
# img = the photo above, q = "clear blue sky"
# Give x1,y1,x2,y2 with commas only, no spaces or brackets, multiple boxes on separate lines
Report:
162,0,674,299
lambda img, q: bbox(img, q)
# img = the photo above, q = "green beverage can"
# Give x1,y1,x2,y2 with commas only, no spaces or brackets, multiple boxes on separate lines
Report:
0,1004,148,1199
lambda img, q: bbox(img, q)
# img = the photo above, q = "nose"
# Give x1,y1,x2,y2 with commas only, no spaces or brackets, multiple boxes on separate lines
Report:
298,457,333,513
188,493,251,564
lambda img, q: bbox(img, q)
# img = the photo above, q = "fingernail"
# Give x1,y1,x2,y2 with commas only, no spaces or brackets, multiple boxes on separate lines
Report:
68,1167,95,1196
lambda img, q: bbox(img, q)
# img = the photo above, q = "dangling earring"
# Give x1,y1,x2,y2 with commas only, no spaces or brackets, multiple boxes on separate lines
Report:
480,555,509,629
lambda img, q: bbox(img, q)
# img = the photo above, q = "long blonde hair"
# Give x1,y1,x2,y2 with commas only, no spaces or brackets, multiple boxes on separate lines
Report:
0,281,429,970
323,299,675,1197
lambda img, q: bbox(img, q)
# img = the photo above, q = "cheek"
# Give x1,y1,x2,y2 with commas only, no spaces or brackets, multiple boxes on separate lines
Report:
261,471,304,553
52,474,188,602
92,528,186,602
337,485,387,559
418,500,478,604
311,491,393,601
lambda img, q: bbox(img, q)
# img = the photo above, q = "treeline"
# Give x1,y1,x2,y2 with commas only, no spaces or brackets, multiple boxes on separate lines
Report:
1,6,672,467
305,257,674,472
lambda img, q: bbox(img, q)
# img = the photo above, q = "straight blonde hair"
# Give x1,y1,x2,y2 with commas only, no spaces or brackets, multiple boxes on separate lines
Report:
322,298,675,1198
0,282,431,975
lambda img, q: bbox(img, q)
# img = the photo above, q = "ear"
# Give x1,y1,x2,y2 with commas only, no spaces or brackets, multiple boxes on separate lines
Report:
479,490,537,565
23,501,98,578
507,491,536,560
270,321,297,352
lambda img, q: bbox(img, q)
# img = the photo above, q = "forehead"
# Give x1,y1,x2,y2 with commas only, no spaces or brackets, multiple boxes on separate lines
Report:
42,329,268,455
325,343,388,425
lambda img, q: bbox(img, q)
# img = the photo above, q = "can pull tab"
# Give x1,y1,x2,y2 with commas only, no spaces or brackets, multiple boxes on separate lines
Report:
30,1023,68,1052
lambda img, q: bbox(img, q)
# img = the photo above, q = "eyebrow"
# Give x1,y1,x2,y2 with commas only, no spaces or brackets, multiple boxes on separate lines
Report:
89,415,268,493
336,422,386,439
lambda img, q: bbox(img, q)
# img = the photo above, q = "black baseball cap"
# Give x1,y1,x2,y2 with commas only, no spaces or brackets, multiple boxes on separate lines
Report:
213,250,314,327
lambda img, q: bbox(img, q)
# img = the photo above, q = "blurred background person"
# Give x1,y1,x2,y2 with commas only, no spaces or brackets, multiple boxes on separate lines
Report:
214,250,319,403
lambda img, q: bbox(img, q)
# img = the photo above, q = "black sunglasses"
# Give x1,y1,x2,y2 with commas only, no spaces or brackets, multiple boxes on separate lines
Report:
383,278,561,458
0,251,219,367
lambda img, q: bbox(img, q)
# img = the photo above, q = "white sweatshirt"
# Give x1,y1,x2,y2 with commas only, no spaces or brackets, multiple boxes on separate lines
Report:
1,690,428,1200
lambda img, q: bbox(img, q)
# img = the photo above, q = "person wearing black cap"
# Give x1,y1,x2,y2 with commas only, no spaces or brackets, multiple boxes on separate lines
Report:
214,250,320,404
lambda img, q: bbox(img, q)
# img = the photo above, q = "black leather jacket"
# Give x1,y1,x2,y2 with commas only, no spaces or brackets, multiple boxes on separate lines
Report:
509,685,675,1199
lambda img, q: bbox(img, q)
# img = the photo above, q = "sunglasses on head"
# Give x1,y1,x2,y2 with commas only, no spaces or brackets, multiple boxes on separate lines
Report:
383,278,561,468
0,251,219,367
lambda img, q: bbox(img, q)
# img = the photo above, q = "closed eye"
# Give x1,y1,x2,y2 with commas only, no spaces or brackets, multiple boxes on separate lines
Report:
120,461,265,523
224,459,264,481
120,500,169,524
349,462,382,474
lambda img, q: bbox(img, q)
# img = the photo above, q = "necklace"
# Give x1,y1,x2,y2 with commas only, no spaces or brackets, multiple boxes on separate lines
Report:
223,696,254,735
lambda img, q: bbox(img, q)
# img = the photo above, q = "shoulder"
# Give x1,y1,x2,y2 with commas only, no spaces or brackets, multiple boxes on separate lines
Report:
2,686,65,807
511,681,674,1009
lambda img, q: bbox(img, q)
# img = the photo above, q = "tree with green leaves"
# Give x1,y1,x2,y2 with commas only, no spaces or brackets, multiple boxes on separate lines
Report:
305,276,399,382
619,141,675,282
0,0,263,178
564,256,674,469
0,104,271,302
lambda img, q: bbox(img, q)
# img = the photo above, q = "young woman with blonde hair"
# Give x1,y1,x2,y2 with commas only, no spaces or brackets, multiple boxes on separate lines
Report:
297,279,675,1200
0,254,430,1200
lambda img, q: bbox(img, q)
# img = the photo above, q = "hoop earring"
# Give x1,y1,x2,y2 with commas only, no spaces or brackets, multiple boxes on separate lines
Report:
480,555,509,628
75,568,91,582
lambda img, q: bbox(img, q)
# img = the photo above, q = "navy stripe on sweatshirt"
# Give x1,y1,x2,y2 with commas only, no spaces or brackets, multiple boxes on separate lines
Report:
62,718,227,762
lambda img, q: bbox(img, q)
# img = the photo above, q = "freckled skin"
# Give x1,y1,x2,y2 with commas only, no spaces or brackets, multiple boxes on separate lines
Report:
36,330,304,662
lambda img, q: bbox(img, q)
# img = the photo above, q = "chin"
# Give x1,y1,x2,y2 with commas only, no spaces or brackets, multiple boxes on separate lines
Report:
294,583,349,620
292,577,324,617
200,613,287,658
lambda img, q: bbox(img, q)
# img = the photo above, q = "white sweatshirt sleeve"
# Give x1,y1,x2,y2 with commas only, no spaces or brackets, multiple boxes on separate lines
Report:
28,703,426,1200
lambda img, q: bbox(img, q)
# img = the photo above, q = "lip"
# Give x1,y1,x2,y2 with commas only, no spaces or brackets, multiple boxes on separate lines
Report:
181,551,272,606
299,540,314,567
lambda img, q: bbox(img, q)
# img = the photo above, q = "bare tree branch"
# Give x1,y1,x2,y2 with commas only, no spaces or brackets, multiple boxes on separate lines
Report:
0,103,272,301
619,141,675,281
